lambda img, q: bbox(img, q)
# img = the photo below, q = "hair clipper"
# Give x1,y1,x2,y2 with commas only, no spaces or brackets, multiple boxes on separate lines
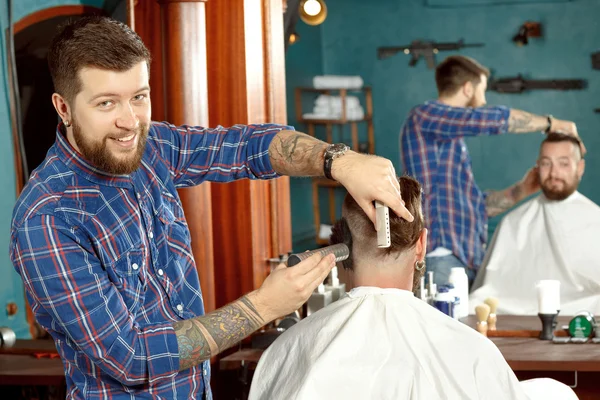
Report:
287,244,350,267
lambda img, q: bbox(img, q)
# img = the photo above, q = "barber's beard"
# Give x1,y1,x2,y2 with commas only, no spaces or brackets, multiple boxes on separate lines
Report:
72,119,149,175
541,177,579,201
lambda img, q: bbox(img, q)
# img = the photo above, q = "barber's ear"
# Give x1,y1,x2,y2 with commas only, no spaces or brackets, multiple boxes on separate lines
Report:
463,81,474,98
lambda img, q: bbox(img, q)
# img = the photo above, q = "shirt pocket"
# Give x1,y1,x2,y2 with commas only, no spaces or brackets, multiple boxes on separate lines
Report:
109,248,147,316
157,191,191,253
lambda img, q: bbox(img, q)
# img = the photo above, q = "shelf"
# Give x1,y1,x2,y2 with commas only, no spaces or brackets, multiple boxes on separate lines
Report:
296,84,375,247
298,116,372,125
296,86,371,93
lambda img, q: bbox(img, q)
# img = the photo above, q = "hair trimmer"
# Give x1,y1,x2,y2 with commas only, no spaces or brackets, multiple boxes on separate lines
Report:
287,243,350,267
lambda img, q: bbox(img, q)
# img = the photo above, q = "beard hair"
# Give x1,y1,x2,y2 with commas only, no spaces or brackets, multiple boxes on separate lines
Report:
72,119,149,175
541,177,579,201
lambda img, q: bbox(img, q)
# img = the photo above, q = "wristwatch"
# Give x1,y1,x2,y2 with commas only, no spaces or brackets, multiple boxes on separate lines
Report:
544,114,553,134
324,143,350,180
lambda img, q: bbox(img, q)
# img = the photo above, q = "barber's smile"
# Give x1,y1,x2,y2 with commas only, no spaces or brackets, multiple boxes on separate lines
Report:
110,132,137,149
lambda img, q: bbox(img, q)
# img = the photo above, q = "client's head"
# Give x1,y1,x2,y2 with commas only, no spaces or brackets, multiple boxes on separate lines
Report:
330,176,426,293
537,132,584,201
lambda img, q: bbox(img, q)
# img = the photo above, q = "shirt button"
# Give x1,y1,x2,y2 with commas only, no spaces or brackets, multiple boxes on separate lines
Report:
149,232,154,239
158,269,164,276
136,193,141,199
132,263,139,270
203,368,207,376
176,304,183,312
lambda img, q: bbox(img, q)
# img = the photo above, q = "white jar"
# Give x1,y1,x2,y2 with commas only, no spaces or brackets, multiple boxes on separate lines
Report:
448,267,469,318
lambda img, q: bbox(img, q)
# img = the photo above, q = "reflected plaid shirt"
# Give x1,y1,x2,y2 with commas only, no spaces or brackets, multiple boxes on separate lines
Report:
400,100,509,270
10,121,290,399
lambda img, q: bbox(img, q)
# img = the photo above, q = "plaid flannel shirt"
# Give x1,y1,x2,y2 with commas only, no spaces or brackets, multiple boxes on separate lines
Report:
10,121,290,399
400,100,510,270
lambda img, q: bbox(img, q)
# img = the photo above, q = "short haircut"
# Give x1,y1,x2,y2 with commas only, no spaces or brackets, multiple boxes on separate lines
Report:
540,132,583,159
330,176,424,271
435,55,490,97
48,16,151,104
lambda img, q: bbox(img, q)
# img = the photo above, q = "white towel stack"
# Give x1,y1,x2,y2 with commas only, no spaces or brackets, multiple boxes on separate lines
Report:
312,75,364,90
303,94,365,121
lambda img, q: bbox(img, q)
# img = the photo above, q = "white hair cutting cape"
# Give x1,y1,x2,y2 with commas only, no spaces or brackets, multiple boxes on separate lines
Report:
470,191,600,316
249,287,576,400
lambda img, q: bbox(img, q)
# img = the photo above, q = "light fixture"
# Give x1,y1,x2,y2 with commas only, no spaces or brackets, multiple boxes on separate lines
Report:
299,0,327,26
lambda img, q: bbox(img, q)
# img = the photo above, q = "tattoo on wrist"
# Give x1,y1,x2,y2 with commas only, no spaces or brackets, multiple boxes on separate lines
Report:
268,132,327,176
174,296,265,371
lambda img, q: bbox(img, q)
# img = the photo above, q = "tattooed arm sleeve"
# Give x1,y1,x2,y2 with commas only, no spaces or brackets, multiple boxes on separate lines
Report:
173,295,265,371
268,130,329,177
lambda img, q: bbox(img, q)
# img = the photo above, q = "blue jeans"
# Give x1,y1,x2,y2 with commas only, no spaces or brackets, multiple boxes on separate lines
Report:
425,254,476,289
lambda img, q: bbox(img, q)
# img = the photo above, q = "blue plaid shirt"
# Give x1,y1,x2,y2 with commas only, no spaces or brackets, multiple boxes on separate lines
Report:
10,121,289,399
400,100,509,270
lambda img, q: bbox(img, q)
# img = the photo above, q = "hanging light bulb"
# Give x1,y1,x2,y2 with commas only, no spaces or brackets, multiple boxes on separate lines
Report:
303,0,322,16
299,0,327,26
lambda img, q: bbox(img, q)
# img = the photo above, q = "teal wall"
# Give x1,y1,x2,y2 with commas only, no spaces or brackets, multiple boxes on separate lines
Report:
0,0,106,338
287,0,600,251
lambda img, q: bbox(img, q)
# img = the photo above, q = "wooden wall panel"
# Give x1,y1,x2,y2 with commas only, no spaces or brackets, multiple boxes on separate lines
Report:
151,0,216,313
206,0,292,309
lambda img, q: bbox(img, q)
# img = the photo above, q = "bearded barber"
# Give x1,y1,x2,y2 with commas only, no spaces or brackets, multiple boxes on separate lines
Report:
400,55,583,287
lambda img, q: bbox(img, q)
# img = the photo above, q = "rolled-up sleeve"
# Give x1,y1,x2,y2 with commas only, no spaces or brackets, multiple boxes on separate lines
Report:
11,214,180,386
149,121,294,187
417,104,510,140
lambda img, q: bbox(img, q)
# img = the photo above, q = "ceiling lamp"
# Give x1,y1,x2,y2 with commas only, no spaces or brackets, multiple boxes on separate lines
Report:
299,0,327,26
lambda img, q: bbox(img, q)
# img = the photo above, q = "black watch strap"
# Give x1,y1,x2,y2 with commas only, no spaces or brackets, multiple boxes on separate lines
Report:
544,115,553,134
324,152,335,180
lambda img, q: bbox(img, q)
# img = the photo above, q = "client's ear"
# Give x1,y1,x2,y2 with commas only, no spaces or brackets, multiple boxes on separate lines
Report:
415,229,428,261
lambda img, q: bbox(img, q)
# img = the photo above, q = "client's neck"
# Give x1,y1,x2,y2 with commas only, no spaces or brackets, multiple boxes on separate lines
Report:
352,257,414,291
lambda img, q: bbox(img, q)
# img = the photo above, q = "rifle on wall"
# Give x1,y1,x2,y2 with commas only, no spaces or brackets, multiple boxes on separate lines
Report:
489,75,587,94
377,39,485,69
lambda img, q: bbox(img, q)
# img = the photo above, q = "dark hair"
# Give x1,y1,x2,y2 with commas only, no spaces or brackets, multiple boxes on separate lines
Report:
330,176,424,271
541,132,583,158
435,55,490,97
48,16,151,104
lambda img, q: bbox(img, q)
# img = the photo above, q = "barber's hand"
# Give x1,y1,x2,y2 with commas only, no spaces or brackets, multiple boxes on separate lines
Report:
519,166,541,198
550,118,586,156
331,151,414,225
249,253,335,323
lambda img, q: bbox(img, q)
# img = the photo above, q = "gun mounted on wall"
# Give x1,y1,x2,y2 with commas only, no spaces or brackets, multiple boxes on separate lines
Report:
489,75,587,94
377,39,485,69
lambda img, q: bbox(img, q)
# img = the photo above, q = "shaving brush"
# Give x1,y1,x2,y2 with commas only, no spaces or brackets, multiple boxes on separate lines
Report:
484,297,498,331
475,304,491,337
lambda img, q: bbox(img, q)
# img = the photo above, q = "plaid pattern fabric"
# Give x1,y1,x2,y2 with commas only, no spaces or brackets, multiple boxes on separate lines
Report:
10,121,290,399
400,100,509,270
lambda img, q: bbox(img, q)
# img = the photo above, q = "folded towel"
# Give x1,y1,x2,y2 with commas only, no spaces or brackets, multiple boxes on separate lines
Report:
313,75,364,90
315,95,360,108
302,108,365,121
313,104,363,115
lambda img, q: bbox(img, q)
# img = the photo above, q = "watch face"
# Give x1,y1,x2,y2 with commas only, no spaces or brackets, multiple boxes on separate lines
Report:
328,143,349,155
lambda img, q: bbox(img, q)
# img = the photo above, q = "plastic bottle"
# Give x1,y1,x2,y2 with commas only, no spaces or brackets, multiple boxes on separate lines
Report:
448,267,469,318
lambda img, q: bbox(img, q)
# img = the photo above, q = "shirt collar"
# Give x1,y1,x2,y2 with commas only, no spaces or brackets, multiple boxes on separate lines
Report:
54,123,134,188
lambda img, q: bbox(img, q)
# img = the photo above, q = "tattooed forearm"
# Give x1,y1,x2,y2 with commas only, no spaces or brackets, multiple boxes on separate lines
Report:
485,184,523,217
507,109,548,133
268,130,328,176
173,295,265,371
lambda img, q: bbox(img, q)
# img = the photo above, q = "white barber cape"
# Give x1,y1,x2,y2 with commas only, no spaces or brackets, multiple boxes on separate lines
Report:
470,191,600,315
249,287,575,400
